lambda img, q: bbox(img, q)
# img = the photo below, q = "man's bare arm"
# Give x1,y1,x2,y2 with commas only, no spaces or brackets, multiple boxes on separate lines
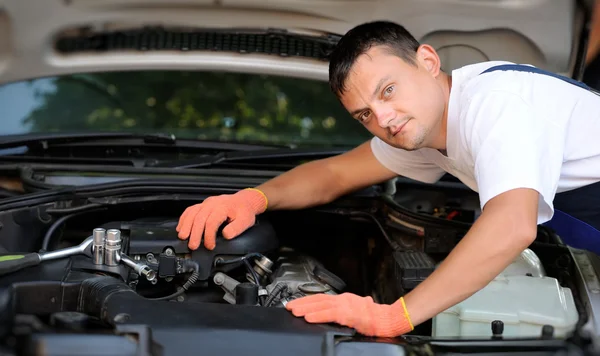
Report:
586,0,600,64
403,187,539,326
257,140,398,211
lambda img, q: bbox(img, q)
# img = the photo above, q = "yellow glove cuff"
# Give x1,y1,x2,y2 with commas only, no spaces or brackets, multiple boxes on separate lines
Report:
244,188,269,211
400,297,414,330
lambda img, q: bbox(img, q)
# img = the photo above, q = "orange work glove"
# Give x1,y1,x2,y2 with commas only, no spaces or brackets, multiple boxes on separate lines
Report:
285,293,414,337
176,188,268,250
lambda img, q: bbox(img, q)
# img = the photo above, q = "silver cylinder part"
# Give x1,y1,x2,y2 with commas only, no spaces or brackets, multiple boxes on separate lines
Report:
104,229,121,266
247,256,274,283
254,256,274,277
92,228,106,265
105,229,121,245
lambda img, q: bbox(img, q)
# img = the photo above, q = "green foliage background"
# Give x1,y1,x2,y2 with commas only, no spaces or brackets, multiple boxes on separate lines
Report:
23,70,372,148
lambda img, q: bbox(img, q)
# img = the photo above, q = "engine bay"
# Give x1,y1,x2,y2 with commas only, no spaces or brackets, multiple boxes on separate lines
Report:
0,184,593,355
59,215,348,308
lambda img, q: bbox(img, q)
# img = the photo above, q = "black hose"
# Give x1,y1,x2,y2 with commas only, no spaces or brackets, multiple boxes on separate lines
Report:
348,211,401,250
215,252,265,266
45,204,104,214
216,253,266,305
241,258,267,306
41,213,74,251
264,283,288,307
181,261,200,290
78,276,140,321
243,259,261,285
40,208,106,251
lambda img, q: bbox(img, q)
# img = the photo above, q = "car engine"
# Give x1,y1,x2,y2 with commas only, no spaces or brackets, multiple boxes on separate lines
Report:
0,215,349,311
112,216,348,307
0,197,586,345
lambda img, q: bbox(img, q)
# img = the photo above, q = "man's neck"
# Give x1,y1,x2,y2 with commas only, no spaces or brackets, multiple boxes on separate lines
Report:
429,72,452,151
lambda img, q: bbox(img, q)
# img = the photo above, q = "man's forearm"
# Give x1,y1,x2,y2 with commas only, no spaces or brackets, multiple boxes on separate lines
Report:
402,190,538,326
254,141,396,211
256,159,341,211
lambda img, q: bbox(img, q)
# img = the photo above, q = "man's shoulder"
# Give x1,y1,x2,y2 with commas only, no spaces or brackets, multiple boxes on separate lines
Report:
451,64,537,148
450,62,529,127
455,61,527,98
452,60,515,75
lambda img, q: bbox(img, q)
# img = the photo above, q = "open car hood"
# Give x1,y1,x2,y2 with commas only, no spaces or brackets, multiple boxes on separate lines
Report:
0,0,595,85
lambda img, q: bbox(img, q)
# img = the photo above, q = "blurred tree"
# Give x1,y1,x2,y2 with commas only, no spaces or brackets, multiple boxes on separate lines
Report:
23,70,371,148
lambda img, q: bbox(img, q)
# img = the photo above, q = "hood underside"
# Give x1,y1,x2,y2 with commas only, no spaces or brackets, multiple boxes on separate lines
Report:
0,0,594,84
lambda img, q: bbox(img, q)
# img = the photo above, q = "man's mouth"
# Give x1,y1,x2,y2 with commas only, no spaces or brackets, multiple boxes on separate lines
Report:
391,119,409,136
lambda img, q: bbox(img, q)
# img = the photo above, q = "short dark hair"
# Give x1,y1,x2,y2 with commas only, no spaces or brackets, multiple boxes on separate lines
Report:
328,21,420,96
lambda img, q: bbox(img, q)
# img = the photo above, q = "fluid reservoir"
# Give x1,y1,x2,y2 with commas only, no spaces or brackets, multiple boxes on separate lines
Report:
501,248,546,277
431,249,577,338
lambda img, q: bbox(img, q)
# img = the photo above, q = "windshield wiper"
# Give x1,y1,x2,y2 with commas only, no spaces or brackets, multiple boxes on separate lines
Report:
0,132,286,152
150,147,349,169
0,132,350,169
0,132,175,148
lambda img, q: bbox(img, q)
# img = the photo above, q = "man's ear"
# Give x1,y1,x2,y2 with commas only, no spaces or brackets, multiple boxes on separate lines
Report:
416,44,441,77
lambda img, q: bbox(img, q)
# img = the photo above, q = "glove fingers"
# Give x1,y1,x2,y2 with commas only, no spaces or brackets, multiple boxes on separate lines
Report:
188,208,212,250
285,293,333,310
286,293,335,310
203,208,229,250
176,204,203,239
304,308,344,325
288,300,335,317
222,213,255,240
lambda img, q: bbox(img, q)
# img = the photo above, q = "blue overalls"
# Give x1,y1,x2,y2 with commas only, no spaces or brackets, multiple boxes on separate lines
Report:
479,64,600,255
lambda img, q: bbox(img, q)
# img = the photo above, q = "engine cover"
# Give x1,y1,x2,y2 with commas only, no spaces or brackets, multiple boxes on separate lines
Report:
99,216,279,280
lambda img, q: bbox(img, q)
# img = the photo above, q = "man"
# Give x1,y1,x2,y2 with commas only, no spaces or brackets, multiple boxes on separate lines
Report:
176,21,600,337
584,0,600,89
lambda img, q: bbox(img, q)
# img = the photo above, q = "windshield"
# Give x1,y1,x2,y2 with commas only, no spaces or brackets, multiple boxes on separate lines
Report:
0,70,372,148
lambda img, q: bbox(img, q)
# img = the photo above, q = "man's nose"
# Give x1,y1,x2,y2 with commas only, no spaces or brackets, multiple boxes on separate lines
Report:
375,107,396,128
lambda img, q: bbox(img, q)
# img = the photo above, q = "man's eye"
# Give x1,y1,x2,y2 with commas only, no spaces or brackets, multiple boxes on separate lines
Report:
359,111,371,122
384,86,394,97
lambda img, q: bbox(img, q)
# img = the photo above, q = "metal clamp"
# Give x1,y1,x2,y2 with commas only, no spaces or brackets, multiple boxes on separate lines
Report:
120,252,157,284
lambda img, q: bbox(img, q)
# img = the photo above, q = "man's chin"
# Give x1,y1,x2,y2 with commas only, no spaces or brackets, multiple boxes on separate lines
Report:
381,136,420,151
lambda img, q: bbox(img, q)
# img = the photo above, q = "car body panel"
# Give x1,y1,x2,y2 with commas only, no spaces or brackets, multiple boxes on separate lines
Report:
0,0,592,85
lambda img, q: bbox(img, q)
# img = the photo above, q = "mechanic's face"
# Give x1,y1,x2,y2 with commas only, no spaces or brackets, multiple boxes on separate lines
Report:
339,45,449,151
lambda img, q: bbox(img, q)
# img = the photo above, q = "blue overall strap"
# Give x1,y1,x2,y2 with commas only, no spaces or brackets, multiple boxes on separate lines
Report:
480,64,594,90
543,210,600,254
479,64,600,255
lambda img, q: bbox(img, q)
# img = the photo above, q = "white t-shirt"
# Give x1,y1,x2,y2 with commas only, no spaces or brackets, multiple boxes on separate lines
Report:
371,61,600,224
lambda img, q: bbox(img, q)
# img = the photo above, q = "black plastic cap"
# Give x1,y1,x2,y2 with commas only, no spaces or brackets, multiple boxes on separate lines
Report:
542,324,555,338
491,320,504,336
235,283,258,305
50,312,90,332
